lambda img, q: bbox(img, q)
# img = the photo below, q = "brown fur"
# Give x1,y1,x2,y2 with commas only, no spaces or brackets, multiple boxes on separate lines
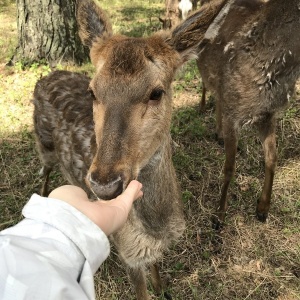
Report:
33,0,229,298
200,0,212,5
159,0,181,30
198,0,300,228
160,0,219,110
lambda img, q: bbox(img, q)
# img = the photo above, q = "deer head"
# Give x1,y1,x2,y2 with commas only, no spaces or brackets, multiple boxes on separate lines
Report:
76,0,230,199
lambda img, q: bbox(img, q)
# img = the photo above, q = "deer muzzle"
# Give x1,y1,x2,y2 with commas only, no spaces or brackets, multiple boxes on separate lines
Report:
87,172,123,200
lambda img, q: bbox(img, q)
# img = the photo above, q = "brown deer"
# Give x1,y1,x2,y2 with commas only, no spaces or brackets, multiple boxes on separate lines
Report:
197,0,212,112
198,0,300,229
160,0,210,110
159,0,182,30
33,0,232,299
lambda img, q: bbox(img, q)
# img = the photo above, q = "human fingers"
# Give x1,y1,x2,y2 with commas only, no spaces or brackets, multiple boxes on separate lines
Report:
93,181,143,235
119,180,143,205
97,180,143,215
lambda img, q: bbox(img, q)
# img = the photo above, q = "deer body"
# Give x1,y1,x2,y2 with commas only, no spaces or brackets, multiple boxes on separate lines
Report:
34,70,184,298
33,0,230,298
34,71,94,193
198,0,300,226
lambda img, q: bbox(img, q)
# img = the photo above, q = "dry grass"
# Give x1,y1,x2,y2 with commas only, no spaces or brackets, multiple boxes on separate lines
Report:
0,1,299,299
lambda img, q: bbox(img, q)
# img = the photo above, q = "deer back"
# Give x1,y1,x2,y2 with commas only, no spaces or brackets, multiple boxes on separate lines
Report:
33,71,96,190
199,0,300,126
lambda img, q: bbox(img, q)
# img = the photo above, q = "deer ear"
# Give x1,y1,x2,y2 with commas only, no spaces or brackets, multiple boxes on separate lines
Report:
166,0,233,63
76,0,113,48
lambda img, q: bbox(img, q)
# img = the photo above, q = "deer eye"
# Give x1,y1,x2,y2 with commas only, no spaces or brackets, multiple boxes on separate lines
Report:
149,88,164,105
87,87,96,101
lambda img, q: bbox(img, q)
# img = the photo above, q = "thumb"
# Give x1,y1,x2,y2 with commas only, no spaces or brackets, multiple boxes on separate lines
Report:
95,180,143,235
117,180,143,209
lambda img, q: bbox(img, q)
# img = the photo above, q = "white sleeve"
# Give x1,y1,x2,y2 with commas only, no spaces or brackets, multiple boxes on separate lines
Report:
0,193,110,300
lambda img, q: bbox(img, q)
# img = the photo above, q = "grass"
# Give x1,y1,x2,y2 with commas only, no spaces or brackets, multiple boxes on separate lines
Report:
1,1,300,299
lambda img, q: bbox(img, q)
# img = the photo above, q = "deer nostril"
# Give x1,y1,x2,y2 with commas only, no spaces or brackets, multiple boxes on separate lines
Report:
88,173,123,200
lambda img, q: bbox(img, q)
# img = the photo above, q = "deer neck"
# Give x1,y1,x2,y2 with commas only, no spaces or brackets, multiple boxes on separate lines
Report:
133,134,182,234
138,134,177,195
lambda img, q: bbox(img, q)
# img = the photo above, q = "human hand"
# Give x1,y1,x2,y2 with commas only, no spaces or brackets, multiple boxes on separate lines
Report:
48,180,143,236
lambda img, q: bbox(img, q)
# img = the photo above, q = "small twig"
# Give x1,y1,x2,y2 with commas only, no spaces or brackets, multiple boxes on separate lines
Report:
0,220,15,229
241,269,295,279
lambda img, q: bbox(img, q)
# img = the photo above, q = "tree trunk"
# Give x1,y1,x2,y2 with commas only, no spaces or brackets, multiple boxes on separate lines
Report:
11,0,89,66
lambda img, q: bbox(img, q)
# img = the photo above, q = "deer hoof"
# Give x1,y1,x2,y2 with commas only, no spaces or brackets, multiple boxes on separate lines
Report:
211,215,223,231
211,233,223,254
164,291,172,300
256,210,268,222
214,133,224,147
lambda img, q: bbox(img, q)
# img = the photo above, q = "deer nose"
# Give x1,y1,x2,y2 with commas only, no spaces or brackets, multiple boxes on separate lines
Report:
87,172,123,200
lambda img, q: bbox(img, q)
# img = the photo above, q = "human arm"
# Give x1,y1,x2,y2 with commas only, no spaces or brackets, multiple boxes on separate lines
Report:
0,180,143,300
48,180,143,236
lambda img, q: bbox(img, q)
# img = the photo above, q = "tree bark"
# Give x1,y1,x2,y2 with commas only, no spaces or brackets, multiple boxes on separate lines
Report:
11,0,89,66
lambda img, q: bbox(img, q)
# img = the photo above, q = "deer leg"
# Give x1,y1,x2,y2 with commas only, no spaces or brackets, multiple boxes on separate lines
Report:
212,119,237,230
215,98,224,146
150,263,163,294
256,115,277,222
150,263,172,299
199,82,207,112
127,267,150,300
39,165,52,196
35,137,56,196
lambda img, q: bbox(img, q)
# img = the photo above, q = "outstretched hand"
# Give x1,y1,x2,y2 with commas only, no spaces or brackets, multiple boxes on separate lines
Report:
48,180,143,236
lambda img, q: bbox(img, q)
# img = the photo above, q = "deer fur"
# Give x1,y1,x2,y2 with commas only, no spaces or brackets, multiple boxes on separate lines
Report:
197,0,212,111
33,0,231,298
200,0,212,5
160,0,212,108
159,0,194,30
159,0,181,30
197,0,300,228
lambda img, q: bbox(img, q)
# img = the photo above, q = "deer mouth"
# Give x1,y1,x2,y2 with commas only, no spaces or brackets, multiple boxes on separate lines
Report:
86,173,124,200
